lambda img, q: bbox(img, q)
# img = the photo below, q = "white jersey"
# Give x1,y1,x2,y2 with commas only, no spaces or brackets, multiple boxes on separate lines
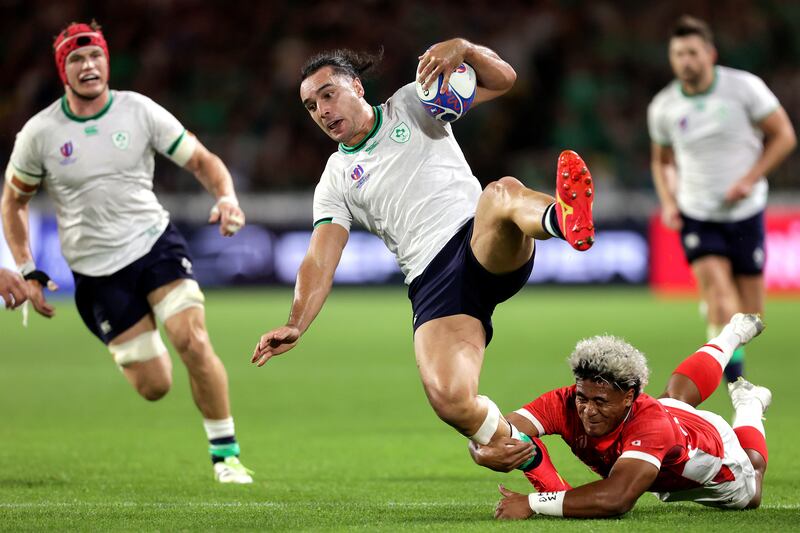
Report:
6,90,197,276
313,83,482,284
647,66,780,222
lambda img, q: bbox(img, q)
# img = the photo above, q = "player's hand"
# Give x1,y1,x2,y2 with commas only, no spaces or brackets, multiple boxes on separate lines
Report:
251,325,301,366
495,484,534,520
27,279,57,318
417,38,468,93
0,269,29,309
725,179,754,203
209,197,246,237
660,202,682,231
469,437,535,472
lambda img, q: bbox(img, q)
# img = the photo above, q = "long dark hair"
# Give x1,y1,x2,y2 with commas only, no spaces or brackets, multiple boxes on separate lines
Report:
300,47,384,81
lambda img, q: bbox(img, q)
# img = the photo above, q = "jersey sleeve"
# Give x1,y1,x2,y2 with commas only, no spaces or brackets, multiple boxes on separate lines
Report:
515,387,572,437
312,159,352,231
741,72,780,122
142,95,198,167
647,97,672,146
617,406,675,470
6,119,46,196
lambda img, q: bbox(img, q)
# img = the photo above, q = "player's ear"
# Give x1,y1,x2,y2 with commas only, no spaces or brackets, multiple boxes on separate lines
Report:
352,76,364,98
624,389,635,408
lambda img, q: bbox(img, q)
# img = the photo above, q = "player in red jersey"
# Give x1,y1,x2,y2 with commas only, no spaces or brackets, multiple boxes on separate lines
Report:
468,313,771,519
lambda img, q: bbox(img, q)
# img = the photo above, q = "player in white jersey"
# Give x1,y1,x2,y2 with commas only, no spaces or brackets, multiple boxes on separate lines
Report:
251,39,596,458
1,21,253,483
648,16,795,382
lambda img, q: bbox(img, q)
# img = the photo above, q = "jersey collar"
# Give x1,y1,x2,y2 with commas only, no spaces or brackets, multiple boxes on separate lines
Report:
679,66,718,98
61,91,114,122
338,106,383,154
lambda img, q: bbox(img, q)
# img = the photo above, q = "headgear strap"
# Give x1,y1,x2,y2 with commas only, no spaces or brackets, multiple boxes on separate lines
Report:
53,23,109,86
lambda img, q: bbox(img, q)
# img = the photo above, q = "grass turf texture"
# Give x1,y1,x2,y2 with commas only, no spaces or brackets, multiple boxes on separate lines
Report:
1,287,798,531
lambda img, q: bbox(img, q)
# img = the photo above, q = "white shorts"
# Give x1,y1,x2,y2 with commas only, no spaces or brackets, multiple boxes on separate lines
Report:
653,398,756,509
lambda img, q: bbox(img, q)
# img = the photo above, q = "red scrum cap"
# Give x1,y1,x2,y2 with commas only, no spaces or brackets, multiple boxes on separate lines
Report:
53,22,109,85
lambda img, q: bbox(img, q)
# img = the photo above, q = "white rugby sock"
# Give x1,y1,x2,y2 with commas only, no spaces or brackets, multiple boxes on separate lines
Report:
203,417,235,440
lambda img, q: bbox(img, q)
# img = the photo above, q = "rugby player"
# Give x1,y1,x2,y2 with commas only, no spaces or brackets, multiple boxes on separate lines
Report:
648,15,795,381
1,21,253,483
473,313,771,518
252,39,595,454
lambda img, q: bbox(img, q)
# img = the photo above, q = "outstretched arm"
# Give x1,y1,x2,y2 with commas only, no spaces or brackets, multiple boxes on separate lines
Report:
495,458,658,519
1,182,55,317
417,38,516,107
183,138,246,237
251,223,349,366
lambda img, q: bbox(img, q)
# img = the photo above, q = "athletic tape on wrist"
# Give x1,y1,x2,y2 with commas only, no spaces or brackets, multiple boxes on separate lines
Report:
528,491,566,516
18,261,36,276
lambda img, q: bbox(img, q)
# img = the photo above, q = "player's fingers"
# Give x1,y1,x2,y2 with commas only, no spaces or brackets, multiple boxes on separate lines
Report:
1,289,12,309
440,70,453,94
8,286,27,309
498,484,513,496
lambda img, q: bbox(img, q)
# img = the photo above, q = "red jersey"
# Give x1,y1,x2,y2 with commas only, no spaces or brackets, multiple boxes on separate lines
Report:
518,386,732,493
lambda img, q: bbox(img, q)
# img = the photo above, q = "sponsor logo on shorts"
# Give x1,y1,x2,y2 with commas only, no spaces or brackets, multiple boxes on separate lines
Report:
59,141,77,165
753,247,765,269
100,320,112,335
181,257,194,275
684,232,700,250
350,164,370,189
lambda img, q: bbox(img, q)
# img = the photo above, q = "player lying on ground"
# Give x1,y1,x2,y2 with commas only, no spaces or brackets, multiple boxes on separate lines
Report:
252,38,595,461
469,313,771,518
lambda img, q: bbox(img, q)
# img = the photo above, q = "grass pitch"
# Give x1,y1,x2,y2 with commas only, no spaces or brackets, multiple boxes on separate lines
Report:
1,287,799,531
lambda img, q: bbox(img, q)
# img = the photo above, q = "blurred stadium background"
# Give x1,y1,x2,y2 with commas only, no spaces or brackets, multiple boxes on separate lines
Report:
1,0,799,293
3,2,800,529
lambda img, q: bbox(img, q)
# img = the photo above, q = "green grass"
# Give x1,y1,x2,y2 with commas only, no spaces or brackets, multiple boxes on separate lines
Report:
1,287,799,531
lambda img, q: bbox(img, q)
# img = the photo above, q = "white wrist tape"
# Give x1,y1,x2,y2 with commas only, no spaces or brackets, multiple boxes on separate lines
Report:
18,261,36,276
528,491,566,516
210,195,243,234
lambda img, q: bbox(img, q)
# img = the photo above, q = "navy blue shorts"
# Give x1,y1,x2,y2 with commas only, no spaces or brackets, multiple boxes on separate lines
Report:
408,218,535,345
680,211,766,275
73,223,197,344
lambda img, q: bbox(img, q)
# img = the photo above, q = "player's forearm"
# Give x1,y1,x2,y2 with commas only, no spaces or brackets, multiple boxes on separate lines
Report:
651,162,677,208
0,186,34,266
559,479,639,518
741,128,797,186
462,40,516,92
197,153,236,200
287,258,336,334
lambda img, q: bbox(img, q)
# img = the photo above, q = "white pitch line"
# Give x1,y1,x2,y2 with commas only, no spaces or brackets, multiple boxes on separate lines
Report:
1,501,798,510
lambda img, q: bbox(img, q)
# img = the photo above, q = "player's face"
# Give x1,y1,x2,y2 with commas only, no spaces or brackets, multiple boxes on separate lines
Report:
300,66,368,145
575,379,634,438
668,35,716,86
64,46,108,99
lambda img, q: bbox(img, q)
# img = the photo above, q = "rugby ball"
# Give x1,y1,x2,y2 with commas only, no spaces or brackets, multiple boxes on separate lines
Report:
416,63,477,122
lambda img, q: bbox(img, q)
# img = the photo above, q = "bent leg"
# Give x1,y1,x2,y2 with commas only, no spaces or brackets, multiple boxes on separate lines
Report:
471,176,544,274
109,313,173,401
414,315,512,442
660,314,764,407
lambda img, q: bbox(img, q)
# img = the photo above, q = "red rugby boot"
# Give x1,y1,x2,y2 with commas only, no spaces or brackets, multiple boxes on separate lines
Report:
555,150,595,251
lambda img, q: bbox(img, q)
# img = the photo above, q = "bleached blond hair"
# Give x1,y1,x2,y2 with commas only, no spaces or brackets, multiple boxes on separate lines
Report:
568,335,650,394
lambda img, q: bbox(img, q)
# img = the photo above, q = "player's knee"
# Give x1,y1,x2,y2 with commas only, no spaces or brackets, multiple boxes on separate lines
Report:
483,176,523,203
745,493,762,510
136,375,172,401
425,384,476,429
173,325,213,363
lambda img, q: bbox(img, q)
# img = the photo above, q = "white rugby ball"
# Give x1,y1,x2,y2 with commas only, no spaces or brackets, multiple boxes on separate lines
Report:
416,63,477,122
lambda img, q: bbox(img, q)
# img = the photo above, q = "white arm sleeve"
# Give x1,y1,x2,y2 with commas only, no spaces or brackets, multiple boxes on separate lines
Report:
742,72,780,122
144,96,198,167
647,98,671,146
6,119,46,195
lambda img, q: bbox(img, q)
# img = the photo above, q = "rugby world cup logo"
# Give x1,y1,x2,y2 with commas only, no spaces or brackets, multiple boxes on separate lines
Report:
59,141,77,165
351,164,370,189
60,141,73,158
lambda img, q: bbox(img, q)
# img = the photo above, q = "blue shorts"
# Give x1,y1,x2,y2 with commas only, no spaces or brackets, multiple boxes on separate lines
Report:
408,218,535,345
73,223,197,344
679,212,765,275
